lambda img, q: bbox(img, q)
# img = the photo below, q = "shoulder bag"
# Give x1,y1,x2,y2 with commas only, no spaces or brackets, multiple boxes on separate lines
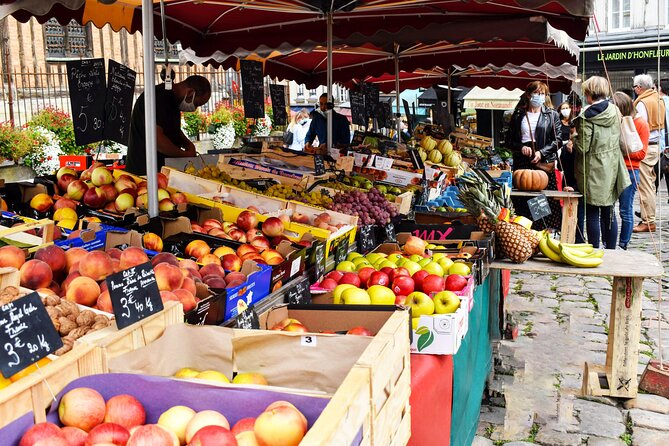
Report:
619,115,643,154
526,114,556,174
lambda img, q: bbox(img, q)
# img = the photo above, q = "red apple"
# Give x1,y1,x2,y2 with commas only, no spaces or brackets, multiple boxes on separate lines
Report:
188,425,237,446
261,217,284,237
422,274,445,296
127,424,178,446
380,266,395,277
85,422,130,446
58,387,106,432
83,187,107,209
412,270,430,292
367,271,390,288
339,272,361,287
394,295,407,305
389,267,410,282
61,427,87,446
320,278,338,290
325,270,344,283
246,229,264,241
356,267,375,287
104,394,146,430
254,402,307,446
231,418,256,436
67,180,89,201
347,326,373,336
445,274,469,292
57,174,77,195
19,423,66,446
237,210,259,231
392,276,415,296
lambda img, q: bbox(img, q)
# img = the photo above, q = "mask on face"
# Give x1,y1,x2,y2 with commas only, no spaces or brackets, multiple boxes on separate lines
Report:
179,91,196,112
560,108,571,118
530,94,546,107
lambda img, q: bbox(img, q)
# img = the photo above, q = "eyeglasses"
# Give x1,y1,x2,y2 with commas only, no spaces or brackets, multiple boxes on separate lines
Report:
633,85,640,88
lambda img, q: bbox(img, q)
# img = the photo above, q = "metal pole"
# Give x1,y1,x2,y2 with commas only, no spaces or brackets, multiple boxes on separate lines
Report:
394,43,401,139
142,0,159,217
326,12,333,152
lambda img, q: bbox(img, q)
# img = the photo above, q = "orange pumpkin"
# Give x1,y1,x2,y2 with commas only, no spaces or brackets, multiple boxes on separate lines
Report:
512,169,549,191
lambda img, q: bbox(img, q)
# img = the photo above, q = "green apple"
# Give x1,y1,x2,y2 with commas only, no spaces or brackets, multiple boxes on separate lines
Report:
376,252,388,258
418,258,432,268
433,290,461,314
352,257,371,266
336,261,356,272
356,262,376,272
368,285,396,305
333,284,357,304
373,260,386,270
449,262,471,276
341,287,372,305
431,253,447,261
438,257,455,271
407,291,434,316
403,260,421,276
387,253,404,264
380,260,398,269
409,254,423,263
347,252,363,261
422,261,445,277
396,257,407,267
366,253,382,263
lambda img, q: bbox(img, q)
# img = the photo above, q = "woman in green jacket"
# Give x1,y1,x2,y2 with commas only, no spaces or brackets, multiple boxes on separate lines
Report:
573,76,631,249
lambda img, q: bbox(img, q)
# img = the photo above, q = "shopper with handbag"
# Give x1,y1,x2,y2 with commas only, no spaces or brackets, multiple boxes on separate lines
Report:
572,76,630,249
508,81,562,229
613,92,649,250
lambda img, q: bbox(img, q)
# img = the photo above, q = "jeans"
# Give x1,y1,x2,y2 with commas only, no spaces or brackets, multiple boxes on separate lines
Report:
584,204,618,249
618,169,640,249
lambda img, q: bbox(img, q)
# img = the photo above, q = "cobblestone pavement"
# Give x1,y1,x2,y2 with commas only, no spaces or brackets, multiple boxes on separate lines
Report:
475,186,669,446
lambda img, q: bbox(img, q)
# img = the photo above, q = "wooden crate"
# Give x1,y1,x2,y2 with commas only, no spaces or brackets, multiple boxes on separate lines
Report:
0,344,104,427
0,218,55,251
0,266,20,289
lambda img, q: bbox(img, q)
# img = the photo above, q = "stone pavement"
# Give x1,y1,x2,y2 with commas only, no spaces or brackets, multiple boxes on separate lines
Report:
475,186,669,446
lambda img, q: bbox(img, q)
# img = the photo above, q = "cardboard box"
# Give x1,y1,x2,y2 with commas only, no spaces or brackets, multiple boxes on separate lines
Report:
411,306,468,355
223,261,272,322
55,223,134,252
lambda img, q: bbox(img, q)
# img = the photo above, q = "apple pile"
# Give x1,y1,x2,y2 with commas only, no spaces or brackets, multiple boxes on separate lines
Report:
270,317,373,336
19,386,310,446
174,368,269,386
288,211,347,234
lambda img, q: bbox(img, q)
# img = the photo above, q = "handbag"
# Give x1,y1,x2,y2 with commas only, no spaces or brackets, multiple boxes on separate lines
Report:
283,129,294,146
526,114,556,173
619,115,643,154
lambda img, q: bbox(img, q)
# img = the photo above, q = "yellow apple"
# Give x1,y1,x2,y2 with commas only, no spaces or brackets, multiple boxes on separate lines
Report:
367,285,396,305
335,261,356,272
195,370,230,383
333,284,356,304
438,257,455,271
158,405,196,444
449,263,471,276
233,372,268,386
174,367,200,379
341,288,371,305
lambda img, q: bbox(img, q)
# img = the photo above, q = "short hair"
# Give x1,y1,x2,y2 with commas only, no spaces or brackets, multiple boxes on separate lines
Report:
183,75,211,97
613,91,635,117
319,93,329,101
582,76,610,100
661,81,669,94
634,74,654,90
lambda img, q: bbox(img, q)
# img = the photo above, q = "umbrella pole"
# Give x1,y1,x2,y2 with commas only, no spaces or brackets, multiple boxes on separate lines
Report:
142,0,159,217
326,11,333,152
394,43,401,138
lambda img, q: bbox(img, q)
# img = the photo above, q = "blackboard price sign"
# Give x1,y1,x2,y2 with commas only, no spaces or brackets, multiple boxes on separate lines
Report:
402,99,414,132
379,102,393,129
527,194,552,221
314,154,326,176
240,60,265,119
363,83,380,120
106,262,164,329
66,58,106,145
311,241,326,281
103,60,136,145
350,92,367,127
357,225,377,253
385,222,397,242
0,292,63,378
351,131,365,146
236,303,260,329
334,237,350,265
269,84,287,126
286,275,311,305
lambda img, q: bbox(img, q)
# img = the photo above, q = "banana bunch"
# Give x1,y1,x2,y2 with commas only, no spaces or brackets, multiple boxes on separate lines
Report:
538,234,604,268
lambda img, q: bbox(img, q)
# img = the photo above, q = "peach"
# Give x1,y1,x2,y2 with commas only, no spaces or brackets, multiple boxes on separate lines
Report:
246,229,264,241
79,250,114,281
191,223,205,233
185,240,210,259
199,263,226,278
236,210,258,231
104,394,146,430
254,402,307,446
135,193,148,209
157,172,168,189
115,193,136,212
65,247,88,271
56,166,77,181
178,259,199,271
141,232,164,252
185,411,230,444
205,276,227,289
213,246,236,257
159,198,175,212
260,249,284,266
96,290,113,313
99,184,118,204
83,187,107,209
150,252,178,268
112,258,122,273
114,176,137,193
119,246,150,270
91,166,113,186
58,387,106,432
170,192,187,205
67,180,89,201
261,217,284,237
29,193,54,213
250,236,271,252
173,289,197,312
202,219,223,232
278,213,291,226
18,422,66,446
154,263,184,291
221,254,242,272
181,276,197,295
34,245,67,273
20,259,53,290
53,196,78,211
197,253,221,266
228,229,247,243
236,244,258,258
65,276,101,306
105,247,122,260
0,245,26,269
160,290,180,304
225,271,246,284
207,228,227,238
60,272,82,295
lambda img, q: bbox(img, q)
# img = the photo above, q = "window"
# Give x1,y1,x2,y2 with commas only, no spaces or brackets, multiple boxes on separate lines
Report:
309,89,317,100
297,84,305,99
154,38,180,62
609,0,631,30
44,18,93,59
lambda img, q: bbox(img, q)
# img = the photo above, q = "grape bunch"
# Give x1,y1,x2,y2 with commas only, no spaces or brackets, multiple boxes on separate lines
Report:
265,184,332,207
328,188,398,226
188,165,260,192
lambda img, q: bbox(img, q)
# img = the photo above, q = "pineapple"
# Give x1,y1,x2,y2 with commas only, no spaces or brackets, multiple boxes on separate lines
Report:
495,220,534,263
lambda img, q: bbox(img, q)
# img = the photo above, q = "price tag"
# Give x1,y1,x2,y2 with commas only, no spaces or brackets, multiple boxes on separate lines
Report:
0,292,63,378
527,194,552,221
301,335,317,347
334,237,350,265
105,262,164,329
236,303,260,329
314,154,326,176
385,223,396,242
286,276,310,305
357,225,377,253
311,241,326,282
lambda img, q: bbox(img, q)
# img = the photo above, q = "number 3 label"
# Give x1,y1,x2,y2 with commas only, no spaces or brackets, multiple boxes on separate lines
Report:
301,336,317,347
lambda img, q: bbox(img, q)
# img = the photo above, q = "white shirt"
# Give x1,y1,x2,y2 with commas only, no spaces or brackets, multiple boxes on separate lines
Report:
635,101,661,143
289,118,311,151
521,111,540,143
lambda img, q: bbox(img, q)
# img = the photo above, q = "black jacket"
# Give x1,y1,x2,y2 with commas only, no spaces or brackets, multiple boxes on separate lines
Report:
508,105,562,164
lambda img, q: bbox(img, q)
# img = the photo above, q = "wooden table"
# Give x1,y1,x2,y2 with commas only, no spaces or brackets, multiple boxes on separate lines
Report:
511,190,582,243
492,250,663,398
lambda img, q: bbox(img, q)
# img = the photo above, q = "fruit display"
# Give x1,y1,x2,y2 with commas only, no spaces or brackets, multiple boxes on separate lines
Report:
328,188,398,226
174,368,269,386
17,385,310,446
185,163,261,193
538,234,604,268
320,179,418,204
416,135,463,168
269,317,374,336
264,184,333,208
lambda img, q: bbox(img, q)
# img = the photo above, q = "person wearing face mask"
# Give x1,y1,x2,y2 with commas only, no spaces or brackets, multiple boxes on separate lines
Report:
304,93,351,153
572,76,630,249
288,109,311,152
126,75,211,175
508,81,563,230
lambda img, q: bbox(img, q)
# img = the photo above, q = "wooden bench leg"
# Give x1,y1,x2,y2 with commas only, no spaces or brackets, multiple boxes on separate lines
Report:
560,197,578,244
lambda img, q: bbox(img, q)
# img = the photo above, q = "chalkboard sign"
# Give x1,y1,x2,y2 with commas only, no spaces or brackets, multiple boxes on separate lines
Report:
409,148,425,170
351,131,365,146
403,99,414,132
311,241,325,282
357,225,377,253
0,292,63,377
385,222,396,242
378,101,393,129
236,304,260,329
240,60,265,119
103,60,136,145
66,58,106,145
527,194,552,221
313,154,326,176
350,92,367,127
106,262,164,329
334,237,350,265
269,84,287,126
286,275,310,305
363,83,380,120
